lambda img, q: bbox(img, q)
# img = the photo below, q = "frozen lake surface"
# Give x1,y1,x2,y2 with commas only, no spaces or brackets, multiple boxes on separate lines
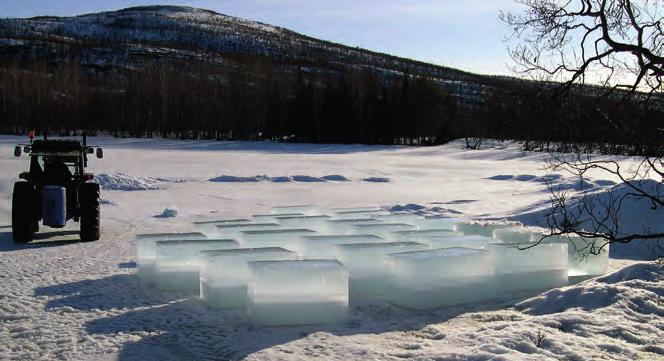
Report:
0,136,661,361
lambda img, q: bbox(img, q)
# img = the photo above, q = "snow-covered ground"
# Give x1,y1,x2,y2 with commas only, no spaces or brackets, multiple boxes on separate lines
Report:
0,136,661,361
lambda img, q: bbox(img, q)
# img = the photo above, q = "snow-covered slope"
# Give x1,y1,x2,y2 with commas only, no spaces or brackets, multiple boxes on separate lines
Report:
0,136,661,360
0,6,503,107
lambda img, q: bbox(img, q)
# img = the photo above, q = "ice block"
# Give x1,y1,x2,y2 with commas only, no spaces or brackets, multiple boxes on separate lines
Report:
335,241,428,297
153,239,239,291
247,260,348,325
487,242,568,295
297,234,384,258
239,228,317,250
535,234,609,276
199,247,297,309
415,217,463,230
493,227,545,244
389,229,463,242
274,215,332,232
271,205,319,215
453,221,521,237
386,247,495,309
353,223,416,237
325,218,383,235
135,232,207,285
424,235,493,249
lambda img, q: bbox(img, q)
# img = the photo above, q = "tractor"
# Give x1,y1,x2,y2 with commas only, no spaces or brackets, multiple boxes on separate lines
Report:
11,135,103,243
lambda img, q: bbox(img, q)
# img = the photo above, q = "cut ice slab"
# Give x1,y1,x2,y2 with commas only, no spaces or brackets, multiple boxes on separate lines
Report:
214,222,281,238
388,229,463,242
297,235,384,258
453,221,522,237
415,217,462,230
493,227,545,244
271,205,319,215
386,247,494,309
153,239,239,291
324,218,383,235
240,228,317,250
135,232,207,285
274,215,332,232
193,219,251,235
487,243,568,295
372,213,425,224
329,206,382,213
535,234,609,276
333,209,388,219
335,241,428,297
199,247,297,309
424,235,492,249
252,213,304,222
247,260,348,326
353,223,416,237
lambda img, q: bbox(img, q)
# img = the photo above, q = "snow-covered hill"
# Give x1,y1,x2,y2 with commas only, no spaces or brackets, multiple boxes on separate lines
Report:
0,5,508,108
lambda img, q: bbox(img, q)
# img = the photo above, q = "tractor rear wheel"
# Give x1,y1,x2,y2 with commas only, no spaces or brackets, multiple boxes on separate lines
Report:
79,183,100,242
12,182,38,243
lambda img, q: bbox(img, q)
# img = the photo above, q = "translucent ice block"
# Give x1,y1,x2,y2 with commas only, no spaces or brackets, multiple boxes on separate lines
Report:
271,205,319,215
325,218,383,235
329,206,381,213
386,247,495,309
424,235,493,249
297,235,384,258
247,260,348,325
453,221,521,237
154,239,239,291
335,242,428,297
240,228,317,251
389,229,463,242
135,232,207,285
199,247,297,309
353,223,416,237
252,213,304,223
274,215,332,232
535,234,609,276
493,227,545,244
333,209,388,219
372,213,425,224
487,243,568,295
193,219,251,236
215,222,281,238
415,217,463,230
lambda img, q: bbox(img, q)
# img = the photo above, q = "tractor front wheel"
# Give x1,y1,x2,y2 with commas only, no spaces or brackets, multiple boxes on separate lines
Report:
12,182,38,243
79,183,100,242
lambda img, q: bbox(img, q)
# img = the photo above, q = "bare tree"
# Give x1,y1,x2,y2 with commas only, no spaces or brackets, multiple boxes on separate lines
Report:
502,0,663,255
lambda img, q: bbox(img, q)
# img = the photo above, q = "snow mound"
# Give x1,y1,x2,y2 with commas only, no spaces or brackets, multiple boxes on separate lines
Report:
512,180,664,260
94,173,160,191
516,262,663,316
209,175,353,183
154,208,178,218
387,203,464,217
488,173,617,192
209,175,268,183
363,177,391,183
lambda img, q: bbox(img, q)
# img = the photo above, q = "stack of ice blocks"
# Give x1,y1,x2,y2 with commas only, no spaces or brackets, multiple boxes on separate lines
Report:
535,234,609,276
487,242,568,295
135,232,207,285
335,242,428,297
154,239,239,290
247,260,348,325
199,247,297,308
386,247,494,309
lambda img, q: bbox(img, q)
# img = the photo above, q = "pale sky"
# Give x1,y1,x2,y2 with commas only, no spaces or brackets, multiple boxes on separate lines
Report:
0,0,521,76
